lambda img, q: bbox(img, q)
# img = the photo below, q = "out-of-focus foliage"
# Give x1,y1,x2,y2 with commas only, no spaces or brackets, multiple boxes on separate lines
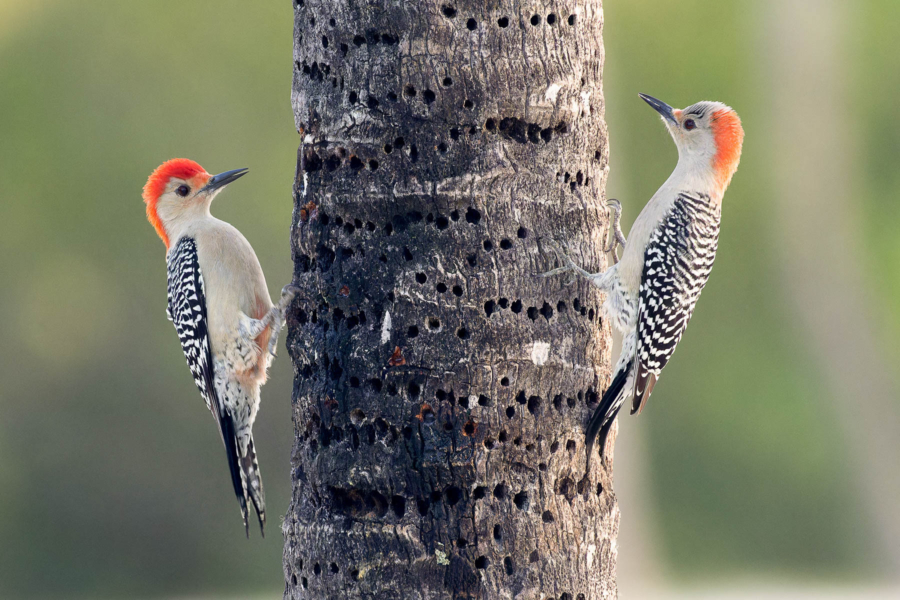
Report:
603,0,876,581
0,2,297,598
855,0,900,357
0,0,894,598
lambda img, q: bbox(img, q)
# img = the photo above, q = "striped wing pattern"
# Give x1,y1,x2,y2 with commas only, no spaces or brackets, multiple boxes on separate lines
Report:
632,193,721,413
166,238,221,431
166,237,257,532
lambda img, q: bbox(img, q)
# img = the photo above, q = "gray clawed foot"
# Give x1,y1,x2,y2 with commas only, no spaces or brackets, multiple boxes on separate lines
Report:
268,320,283,357
269,284,301,356
280,284,301,306
540,240,593,285
603,199,627,264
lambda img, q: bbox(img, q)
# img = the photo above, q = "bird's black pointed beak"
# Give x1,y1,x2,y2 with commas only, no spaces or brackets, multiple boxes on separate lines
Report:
202,168,248,193
639,93,677,125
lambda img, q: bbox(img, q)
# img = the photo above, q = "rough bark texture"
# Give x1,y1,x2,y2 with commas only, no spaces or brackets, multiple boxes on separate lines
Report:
284,1,616,598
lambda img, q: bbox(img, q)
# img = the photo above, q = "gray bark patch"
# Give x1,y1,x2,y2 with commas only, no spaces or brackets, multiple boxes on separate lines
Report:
285,0,617,598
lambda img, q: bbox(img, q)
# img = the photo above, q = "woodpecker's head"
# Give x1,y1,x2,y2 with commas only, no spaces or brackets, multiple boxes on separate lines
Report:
142,158,248,248
639,93,743,197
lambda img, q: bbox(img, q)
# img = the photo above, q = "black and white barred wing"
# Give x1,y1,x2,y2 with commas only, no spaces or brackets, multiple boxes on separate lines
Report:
632,193,721,414
167,237,253,531
166,238,226,441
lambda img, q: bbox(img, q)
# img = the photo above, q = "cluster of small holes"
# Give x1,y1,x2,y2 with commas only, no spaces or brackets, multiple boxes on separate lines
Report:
304,147,381,175
298,16,489,163
314,215,564,327
348,31,400,48
310,207,489,253
300,206,554,299
297,60,332,84
303,6,579,163
325,486,404,520
303,107,479,174
483,116,569,145
296,4,583,187
522,12,577,27
557,169,591,192
433,6,578,30
297,401,441,455
294,6,602,593
479,294,598,325
286,553,340,591
411,484,470,518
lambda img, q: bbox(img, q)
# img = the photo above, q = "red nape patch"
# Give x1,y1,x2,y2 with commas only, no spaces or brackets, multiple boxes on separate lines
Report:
710,108,744,194
142,159,207,249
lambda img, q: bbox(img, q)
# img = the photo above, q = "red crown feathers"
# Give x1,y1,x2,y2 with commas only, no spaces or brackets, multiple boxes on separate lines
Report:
142,159,207,249
710,109,744,194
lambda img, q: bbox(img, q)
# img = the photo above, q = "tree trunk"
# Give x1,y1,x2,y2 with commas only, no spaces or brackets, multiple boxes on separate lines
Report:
284,1,616,598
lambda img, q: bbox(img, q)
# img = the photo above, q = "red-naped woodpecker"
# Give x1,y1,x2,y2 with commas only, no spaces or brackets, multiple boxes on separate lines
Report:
545,94,744,470
143,159,297,535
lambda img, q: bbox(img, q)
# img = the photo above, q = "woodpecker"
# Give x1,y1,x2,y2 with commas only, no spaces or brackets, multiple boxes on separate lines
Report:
143,159,298,535
544,94,743,470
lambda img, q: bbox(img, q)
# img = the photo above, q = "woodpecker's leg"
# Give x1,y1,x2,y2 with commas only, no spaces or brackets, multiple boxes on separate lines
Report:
237,285,301,357
265,284,302,356
540,242,612,291
542,199,625,284
603,199,627,264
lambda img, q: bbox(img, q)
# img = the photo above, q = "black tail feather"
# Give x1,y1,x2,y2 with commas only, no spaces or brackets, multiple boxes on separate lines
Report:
242,435,266,537
595,405,623,466
585,361,632,473
218,411,250,536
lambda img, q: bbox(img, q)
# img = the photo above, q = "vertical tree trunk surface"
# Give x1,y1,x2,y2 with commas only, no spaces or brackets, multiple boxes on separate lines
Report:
284,1,615,597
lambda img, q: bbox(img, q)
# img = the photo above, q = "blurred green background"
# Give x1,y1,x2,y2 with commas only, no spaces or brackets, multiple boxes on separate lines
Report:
1,1,898,598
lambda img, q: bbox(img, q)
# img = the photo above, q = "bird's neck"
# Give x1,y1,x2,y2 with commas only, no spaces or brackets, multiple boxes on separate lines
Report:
667,155,724,205
161,203,214,253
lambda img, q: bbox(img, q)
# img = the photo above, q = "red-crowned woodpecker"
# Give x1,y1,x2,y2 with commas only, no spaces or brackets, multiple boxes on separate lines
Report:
143,159,297,535
544,95,744,470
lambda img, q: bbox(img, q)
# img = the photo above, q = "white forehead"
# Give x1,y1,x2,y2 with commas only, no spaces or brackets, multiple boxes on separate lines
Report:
682,101,730,119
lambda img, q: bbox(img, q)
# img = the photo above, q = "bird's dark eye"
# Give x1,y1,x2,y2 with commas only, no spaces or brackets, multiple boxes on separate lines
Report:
176,185,190,197
684,119,696,130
